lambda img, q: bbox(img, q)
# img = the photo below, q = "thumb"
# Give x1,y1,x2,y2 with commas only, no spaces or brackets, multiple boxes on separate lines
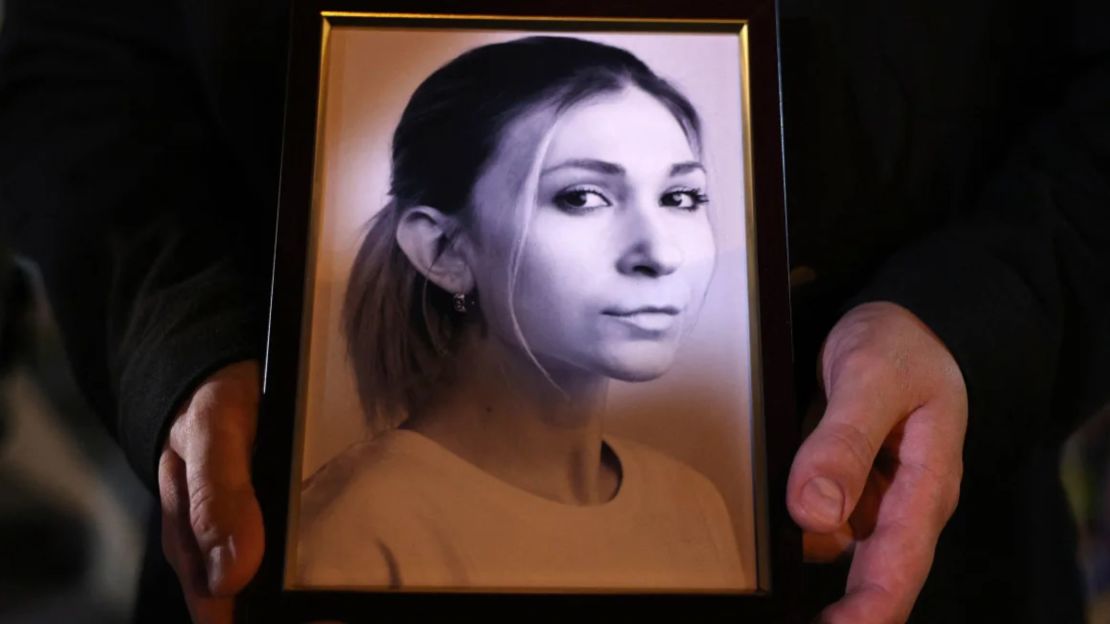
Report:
185,415,264,595
787,355,904,533
170,362,265,596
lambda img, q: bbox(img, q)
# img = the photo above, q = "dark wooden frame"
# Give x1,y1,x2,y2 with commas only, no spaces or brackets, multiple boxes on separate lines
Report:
246,0,798,621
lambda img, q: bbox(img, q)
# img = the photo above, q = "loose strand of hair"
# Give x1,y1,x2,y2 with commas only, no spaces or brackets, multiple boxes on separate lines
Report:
505,117,570,402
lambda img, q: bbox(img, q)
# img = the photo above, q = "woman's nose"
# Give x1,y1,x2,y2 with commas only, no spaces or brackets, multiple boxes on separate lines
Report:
615,204,683,277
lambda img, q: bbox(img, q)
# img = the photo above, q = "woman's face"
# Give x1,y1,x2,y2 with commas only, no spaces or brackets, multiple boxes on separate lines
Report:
467,86,716,384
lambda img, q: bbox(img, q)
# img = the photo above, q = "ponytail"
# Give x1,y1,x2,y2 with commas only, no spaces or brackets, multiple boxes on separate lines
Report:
342,202,459,431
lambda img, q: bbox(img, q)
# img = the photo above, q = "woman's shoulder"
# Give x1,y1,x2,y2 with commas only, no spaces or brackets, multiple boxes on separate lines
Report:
300,430,435,526
295,430,445,586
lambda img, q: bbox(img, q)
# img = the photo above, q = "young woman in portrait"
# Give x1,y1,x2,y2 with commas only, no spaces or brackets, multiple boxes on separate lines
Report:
297,35,747,591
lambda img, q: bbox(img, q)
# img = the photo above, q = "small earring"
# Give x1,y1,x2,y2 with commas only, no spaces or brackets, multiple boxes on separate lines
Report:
453,292,468,313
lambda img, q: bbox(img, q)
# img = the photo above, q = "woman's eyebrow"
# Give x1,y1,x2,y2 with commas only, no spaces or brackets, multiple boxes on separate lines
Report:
541,158,625,176
670,161,706,176
539,159,705,177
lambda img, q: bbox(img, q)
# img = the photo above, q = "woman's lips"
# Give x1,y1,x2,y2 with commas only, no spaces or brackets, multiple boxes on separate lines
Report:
603,306,681,332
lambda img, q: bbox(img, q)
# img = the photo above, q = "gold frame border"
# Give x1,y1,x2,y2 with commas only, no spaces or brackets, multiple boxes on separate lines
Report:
283,14,335,590
284,11,769,595
736,22,771,593
323,11,746,27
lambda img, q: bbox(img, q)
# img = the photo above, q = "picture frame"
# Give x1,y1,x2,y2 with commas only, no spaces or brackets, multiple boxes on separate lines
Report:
246,0,798,620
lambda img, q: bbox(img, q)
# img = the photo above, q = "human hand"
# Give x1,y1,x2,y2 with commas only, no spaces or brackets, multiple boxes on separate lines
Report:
788,302,967,624
158,360,264,624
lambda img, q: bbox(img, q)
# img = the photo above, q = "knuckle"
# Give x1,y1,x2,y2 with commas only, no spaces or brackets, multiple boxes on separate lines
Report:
909,460,963,529
187,479,225,544
186,470,255,547
834,339,879,373
820,420,877,476
836,347,896,389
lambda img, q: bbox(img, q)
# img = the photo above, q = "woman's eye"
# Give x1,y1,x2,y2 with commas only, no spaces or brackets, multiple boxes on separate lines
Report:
553,188,611,213
661,189,710,211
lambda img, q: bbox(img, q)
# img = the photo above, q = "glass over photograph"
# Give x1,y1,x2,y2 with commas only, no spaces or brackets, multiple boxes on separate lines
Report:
288,23,759,593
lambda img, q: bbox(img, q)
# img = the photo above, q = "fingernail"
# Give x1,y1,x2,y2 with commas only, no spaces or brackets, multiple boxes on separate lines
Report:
206,538,233,593
801,477,844,526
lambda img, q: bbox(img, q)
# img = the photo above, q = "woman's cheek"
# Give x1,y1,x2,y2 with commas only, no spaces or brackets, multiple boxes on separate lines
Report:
524,213,607,281
679,218,718,299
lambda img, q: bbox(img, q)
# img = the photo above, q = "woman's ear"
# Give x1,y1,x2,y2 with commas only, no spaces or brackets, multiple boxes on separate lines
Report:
394,206,475,294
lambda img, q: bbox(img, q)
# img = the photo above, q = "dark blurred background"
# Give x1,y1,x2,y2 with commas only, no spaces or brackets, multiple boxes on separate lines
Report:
0,0,1107,621
1,251,150,622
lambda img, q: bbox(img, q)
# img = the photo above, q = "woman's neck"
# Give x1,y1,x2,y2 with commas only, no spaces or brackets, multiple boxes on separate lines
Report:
401,332,620,505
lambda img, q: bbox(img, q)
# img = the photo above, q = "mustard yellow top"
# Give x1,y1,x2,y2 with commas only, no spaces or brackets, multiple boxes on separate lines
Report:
296,429,748,591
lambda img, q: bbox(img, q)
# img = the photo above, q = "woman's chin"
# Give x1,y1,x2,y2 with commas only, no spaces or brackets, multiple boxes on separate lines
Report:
599,345,679,382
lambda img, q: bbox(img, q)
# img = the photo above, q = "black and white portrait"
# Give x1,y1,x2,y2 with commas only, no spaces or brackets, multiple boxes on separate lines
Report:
288,25,759,593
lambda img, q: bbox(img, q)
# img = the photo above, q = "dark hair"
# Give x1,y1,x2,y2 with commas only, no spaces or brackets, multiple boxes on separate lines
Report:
343,36,702,429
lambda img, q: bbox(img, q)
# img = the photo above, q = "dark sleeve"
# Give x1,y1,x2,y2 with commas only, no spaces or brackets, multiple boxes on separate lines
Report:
0,0,273,491
852,5,1110,467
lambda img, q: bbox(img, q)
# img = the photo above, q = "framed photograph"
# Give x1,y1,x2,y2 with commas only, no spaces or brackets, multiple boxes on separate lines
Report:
247,0,797,620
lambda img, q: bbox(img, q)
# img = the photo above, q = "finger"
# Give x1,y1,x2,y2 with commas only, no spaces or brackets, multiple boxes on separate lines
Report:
802,438,892,563
803,526,854,563
159,449,235,624
788,353,907,532
817,469,943,624
171,398,265,596
820,408,962,624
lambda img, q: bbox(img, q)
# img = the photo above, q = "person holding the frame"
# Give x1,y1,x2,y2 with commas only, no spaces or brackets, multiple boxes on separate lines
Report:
297,35,747,591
